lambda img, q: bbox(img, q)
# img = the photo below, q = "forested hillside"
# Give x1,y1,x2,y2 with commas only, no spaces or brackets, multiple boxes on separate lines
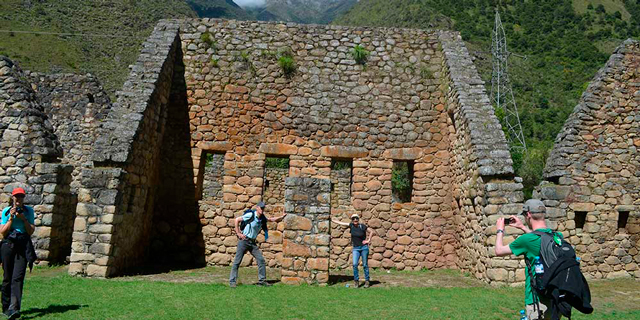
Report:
0,0,198,94
336,0,640,195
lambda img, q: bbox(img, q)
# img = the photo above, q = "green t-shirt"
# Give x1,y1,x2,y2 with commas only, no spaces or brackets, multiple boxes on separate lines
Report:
509,228,561,305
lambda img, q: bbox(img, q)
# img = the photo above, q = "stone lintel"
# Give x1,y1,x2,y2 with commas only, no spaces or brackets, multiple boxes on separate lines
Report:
259,143,298,155
569,202,596,212
615,205,635,212
320,146,368,159
196,141,233,152
383,148,423,160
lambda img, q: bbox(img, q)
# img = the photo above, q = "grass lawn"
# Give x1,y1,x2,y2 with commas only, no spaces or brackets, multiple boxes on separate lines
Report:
9,266,640,319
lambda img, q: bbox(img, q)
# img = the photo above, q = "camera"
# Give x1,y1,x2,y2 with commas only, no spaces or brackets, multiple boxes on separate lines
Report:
504,217,515,224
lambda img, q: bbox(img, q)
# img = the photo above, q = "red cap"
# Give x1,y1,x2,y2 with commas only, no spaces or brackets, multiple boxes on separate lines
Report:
11,188,25,196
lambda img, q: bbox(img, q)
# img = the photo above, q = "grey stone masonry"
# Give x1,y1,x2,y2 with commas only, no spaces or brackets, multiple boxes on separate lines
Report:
0,56,76,264
69,20,191,277
282,177,331,284
438,31,525,284
535,39,640,280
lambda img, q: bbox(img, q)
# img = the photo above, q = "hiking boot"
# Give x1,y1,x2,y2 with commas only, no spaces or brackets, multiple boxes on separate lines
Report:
256,282,272,287
4,310,19,320
229,283,237,288
353,280,359,288
364,281,370,288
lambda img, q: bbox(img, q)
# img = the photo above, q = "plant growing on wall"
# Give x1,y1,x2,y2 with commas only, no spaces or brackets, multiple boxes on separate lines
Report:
200,32,216,50
277,48,296,78
351,45,370,65
420,66,433,79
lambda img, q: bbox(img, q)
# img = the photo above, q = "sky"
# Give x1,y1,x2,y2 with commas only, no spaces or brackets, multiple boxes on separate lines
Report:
234,0,267,7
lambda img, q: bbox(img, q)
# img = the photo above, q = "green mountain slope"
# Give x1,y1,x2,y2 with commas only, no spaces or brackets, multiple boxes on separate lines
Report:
0,0,199,95
253,0,357,24
336,0,640,195
187,0,252,19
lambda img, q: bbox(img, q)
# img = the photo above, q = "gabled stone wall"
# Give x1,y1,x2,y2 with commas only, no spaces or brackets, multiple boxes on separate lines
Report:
0,57,76,264
535,39,640,280
438,32,523,284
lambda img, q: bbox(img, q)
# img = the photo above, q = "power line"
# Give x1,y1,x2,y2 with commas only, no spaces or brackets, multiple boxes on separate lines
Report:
0,30,144,39
490,9,527,152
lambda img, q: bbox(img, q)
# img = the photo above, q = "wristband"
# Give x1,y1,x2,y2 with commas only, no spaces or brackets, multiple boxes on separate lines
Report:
496,229,504,234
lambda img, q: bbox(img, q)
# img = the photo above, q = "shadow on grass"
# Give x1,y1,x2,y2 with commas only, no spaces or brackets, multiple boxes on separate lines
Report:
119,261,207,277
328,275,381,287
20,304,86,319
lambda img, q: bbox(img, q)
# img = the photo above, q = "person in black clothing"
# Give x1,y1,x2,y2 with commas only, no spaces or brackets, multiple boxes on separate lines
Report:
1,188,36,320
332,213,373,288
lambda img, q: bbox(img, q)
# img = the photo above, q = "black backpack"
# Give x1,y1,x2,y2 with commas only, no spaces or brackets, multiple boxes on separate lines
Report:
528,231,593,320
239,209,256,231
239,209,268,236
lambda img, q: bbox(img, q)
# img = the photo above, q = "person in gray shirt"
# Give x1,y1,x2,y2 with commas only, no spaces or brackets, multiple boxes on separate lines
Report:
229,201,286,288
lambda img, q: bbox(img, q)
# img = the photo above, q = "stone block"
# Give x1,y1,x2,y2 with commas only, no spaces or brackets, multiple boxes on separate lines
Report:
70,253,95,262
89,243,112,255
383,148,423,160
283,240,311,257
284,215,312,231
570,203,595,212
259,143,298,155
281,277,304,285
88,224,114,234
68,263,84,275
87,265,109,277
320,146,368,158
307,258,329,271
196,141,232,152
76,203,102,216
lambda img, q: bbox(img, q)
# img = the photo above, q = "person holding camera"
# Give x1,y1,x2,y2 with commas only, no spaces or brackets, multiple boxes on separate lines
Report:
229,201,286,288
332,213,372,288
1,188,36,319
494,199,552,320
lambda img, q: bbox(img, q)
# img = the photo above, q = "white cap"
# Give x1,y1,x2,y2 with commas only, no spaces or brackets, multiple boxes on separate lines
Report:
350,213,360,220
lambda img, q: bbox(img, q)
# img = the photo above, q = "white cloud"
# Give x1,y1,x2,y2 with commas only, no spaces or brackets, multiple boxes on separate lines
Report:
234,0,266,7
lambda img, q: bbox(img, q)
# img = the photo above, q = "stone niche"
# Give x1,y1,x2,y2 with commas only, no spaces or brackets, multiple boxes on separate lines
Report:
534,39,640,280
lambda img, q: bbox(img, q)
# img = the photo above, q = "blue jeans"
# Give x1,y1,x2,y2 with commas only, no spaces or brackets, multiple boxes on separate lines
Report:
352,245,370,281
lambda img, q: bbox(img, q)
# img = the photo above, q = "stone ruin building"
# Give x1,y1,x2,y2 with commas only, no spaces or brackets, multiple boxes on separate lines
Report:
533,39,640,280
0,18,636,284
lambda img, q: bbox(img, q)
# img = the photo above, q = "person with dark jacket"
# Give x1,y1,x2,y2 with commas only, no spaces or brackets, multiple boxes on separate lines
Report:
332,213,373,288
0,188,36,319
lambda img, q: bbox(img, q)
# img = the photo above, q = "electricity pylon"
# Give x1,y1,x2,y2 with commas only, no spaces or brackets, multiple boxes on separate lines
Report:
491,9,527,151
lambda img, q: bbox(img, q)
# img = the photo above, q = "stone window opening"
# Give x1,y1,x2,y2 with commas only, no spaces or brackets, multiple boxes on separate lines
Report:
330,159,353,208
574,211,587,230
263,156,290,208
618,211,629,232
392,160,414,203
197,151,225,202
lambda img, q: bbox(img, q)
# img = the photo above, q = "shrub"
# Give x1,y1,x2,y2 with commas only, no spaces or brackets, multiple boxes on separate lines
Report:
277,49,296,78
420,66,433,79
351,45,370,65
211,58,219,68
200,32,215,49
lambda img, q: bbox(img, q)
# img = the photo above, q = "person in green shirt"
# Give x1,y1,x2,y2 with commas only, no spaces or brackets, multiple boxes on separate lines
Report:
494,199,553,320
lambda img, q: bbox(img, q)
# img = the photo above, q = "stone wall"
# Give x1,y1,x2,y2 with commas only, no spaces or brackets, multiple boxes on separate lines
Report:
182,19,464,271
26,72,112,192
281,177,331,284
69,20,204,277
437,31,524,284
535,39,640,280
0,57,76,264
41,18,524,280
